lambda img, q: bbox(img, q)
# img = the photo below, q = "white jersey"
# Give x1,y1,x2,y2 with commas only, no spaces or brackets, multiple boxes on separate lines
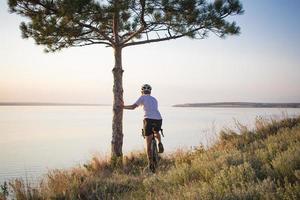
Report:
134,94,162,120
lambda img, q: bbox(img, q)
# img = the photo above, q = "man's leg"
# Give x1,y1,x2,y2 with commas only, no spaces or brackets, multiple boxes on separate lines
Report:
154,131,161,143
154,131,164,153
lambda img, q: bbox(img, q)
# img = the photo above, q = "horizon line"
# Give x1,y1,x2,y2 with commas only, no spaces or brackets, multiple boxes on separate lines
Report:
1,101,300,106
0,102,111,106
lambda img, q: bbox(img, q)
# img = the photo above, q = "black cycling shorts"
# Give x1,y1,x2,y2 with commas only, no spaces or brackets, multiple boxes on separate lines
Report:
143,118,162,136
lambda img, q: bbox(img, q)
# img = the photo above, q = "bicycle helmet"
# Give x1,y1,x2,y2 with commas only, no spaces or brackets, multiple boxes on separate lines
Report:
141,84,152,93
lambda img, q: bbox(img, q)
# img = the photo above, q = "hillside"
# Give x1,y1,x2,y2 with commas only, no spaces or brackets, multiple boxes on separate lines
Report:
1,116,300,199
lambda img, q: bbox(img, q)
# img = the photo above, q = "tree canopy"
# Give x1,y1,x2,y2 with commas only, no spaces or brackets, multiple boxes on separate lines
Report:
8,0,244,52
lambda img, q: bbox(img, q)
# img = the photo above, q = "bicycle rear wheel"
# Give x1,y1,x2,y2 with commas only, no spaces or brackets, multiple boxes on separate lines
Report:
150,139,159,173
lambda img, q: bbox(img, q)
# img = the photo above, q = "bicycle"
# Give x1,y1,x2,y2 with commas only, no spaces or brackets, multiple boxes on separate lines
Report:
142,126,164,173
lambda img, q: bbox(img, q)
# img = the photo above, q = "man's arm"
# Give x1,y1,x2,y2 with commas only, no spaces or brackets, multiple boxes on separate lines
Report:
123,104,138,110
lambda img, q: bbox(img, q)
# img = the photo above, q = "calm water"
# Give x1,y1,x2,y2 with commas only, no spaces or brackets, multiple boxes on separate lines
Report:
1,106,300,184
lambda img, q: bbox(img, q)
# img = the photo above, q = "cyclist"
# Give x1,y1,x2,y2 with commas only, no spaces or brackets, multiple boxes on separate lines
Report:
123,84,164,168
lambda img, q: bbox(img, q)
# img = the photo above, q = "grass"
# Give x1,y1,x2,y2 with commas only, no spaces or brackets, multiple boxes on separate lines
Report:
1,116,300,200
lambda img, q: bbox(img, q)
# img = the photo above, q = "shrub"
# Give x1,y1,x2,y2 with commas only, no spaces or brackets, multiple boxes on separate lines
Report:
272,144,300,183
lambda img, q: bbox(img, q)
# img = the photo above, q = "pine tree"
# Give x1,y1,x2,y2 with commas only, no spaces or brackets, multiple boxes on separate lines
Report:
8,0,244,166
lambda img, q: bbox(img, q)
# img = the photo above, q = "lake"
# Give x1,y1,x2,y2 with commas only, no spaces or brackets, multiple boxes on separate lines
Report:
1,106,300,184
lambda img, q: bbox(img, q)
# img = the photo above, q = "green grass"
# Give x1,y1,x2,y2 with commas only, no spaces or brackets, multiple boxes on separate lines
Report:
2,116,300,200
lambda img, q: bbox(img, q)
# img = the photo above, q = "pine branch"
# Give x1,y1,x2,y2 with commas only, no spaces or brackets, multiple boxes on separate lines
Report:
76,21,114,45
124,26,205,48
120,0,147,46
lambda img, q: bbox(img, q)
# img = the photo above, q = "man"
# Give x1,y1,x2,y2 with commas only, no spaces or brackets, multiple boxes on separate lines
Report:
123,84,164,167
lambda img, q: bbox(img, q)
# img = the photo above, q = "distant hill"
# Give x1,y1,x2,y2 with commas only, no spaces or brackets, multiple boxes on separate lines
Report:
173,102,300,108
0,102,109,106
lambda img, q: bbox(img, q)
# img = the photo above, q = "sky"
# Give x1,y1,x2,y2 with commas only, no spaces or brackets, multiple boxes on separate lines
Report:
0,0,300,106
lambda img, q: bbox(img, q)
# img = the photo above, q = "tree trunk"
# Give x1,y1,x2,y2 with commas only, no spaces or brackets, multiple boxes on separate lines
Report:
111,46,124,167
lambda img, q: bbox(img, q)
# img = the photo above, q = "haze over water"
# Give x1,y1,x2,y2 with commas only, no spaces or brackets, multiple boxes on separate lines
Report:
1,105,300,184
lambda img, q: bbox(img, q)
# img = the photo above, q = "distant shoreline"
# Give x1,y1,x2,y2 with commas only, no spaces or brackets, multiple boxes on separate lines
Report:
0,102,110,106
173,102,300,108
2,102,300,108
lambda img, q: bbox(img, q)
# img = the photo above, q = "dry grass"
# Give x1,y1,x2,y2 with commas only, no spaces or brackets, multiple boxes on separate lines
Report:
2,116,300,200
